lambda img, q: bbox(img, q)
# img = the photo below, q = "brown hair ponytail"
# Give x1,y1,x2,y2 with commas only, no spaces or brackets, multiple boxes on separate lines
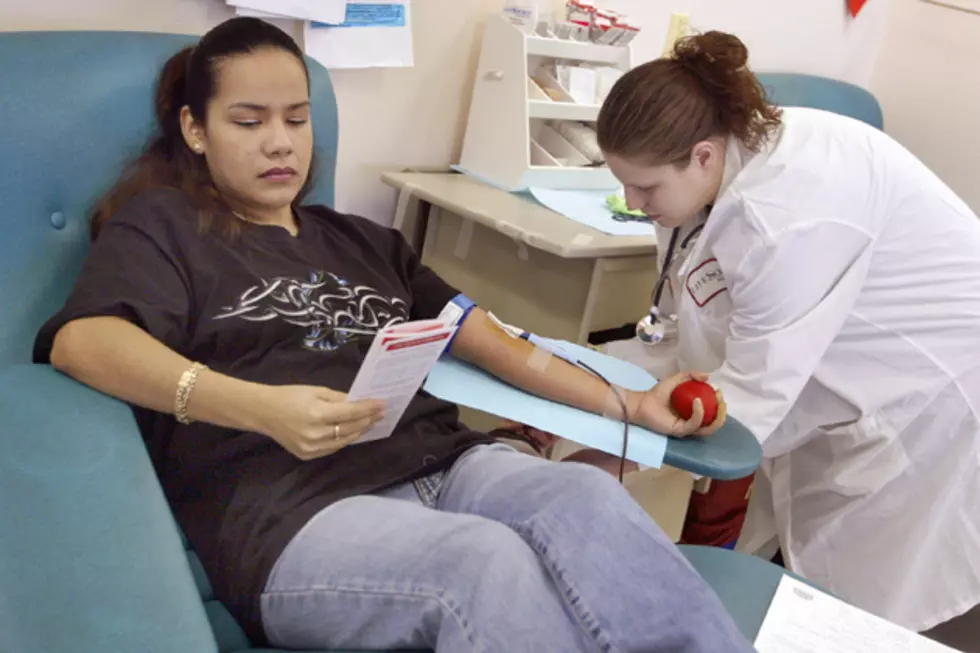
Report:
154,47,195,158
597,31,782,166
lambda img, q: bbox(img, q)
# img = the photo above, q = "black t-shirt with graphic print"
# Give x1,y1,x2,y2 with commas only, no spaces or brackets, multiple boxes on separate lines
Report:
33,188,496,644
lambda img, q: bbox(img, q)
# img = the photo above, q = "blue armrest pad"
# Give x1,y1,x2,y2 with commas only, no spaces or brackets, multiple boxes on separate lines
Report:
0,364,217,653
663,419,761,481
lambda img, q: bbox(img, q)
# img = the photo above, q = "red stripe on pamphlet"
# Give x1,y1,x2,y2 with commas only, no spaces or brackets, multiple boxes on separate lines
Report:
383,332,452,350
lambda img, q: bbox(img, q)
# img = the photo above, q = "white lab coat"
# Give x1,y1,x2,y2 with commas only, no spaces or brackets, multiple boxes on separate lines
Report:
610,107,980,631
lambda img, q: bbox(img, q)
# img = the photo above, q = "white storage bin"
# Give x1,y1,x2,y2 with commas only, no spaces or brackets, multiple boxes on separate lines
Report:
458,14,633,191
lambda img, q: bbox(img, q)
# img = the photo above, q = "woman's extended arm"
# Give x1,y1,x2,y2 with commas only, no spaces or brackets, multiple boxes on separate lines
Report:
450,309,721,436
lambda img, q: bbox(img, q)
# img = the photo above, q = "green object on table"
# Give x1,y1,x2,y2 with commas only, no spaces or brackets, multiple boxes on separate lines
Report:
606,193,646,217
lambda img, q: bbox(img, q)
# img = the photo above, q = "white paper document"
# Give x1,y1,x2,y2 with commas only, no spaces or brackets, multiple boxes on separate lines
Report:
232,7,293,20
304,1,414,70
755,576,961,653
347,319,456,443
226,0,348,24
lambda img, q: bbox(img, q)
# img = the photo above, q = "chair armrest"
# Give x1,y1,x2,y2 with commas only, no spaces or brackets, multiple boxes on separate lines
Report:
0,364,217,653
679,545,823,643
664,418,762,481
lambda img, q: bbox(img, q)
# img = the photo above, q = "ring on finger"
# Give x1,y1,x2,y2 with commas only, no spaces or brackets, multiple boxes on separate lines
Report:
333,424,340,439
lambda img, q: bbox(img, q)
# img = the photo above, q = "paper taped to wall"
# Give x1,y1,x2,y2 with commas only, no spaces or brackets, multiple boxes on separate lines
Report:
320,2,408,26
232,8,290,19
304,1,414,69
226,0,348,24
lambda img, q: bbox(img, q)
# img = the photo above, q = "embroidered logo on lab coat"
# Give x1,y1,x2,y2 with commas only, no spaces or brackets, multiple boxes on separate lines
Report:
686,259,727,307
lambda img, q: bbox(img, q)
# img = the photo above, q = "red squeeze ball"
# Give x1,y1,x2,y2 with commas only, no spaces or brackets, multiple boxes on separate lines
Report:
670,380,718,427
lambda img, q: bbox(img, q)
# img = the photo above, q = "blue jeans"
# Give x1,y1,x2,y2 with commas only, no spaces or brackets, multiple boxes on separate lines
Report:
261,444,752,653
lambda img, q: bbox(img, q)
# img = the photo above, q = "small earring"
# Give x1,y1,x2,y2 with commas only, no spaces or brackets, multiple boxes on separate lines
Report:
193,143,203,153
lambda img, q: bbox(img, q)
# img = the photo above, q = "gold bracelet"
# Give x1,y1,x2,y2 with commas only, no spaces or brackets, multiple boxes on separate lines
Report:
175,362,207,425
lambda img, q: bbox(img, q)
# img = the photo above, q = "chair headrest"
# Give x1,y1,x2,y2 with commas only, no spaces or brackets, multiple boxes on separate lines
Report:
756,72,884,130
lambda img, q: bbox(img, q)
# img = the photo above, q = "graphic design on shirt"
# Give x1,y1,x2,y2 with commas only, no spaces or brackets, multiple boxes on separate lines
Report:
214,271,408,351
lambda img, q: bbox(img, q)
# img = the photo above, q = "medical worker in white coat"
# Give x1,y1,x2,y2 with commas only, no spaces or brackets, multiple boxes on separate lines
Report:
596,31,980,646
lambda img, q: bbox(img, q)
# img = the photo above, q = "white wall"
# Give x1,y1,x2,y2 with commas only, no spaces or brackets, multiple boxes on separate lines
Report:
324,0,554,220
869,0,980,213
0,0,275,36
605,0,891,86
1,0,896,222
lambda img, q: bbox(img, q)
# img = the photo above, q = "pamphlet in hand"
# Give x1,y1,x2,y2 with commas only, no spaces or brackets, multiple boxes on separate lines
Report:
347,319,457,443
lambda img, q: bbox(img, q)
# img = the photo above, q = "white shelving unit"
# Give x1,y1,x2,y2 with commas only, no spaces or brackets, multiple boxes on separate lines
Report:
457,14,633,192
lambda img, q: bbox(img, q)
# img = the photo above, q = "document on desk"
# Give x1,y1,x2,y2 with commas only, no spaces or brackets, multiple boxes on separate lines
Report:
347,319,455,443
755,576,960,653
528,187,656,237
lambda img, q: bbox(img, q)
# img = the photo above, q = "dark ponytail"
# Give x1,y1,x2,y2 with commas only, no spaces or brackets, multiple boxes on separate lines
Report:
597,31,782,166
155,47,194,153
91,17,316,240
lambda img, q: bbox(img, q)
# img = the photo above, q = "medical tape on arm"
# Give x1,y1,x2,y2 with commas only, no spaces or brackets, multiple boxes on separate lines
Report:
487,312,553,371
488,311,633,482
488,312,580,367
526,344,555,371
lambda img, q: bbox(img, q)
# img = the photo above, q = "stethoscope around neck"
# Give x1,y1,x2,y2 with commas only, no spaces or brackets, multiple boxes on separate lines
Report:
636,222,705,346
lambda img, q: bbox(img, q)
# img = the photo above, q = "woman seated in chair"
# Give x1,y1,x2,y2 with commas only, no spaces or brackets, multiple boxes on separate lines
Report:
34,17,749,653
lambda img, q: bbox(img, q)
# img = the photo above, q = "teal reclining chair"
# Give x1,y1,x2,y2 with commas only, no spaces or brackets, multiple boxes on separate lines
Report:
0,31,867,653
0,30,344,653
758,71,884,130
